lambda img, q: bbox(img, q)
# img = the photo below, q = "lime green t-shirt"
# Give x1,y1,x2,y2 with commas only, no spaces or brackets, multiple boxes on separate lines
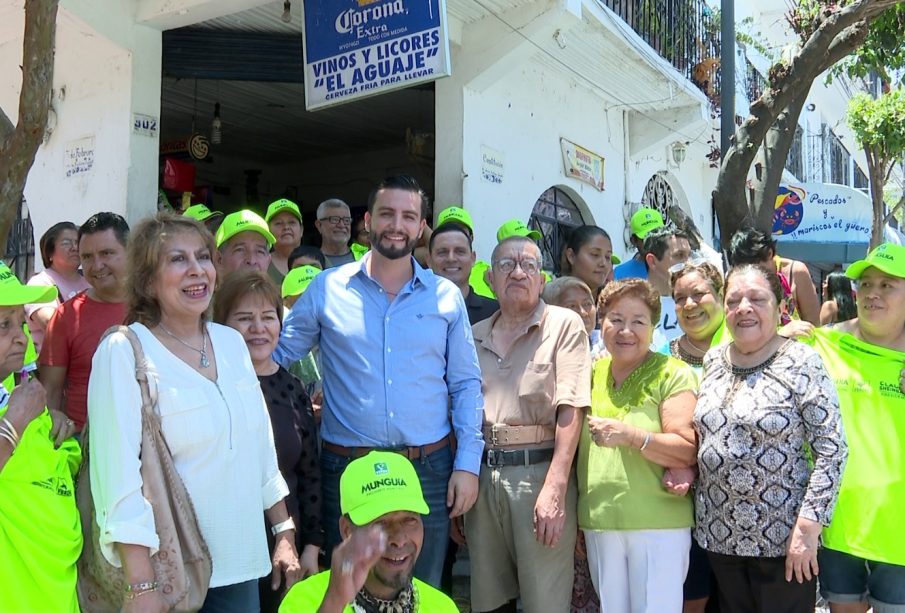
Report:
0,390,82,612
808,327,905,565
469,260,495,299
279,570,459,612
578,352,696,531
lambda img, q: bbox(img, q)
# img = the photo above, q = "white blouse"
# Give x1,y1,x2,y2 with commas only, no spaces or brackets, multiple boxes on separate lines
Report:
87,322,289,588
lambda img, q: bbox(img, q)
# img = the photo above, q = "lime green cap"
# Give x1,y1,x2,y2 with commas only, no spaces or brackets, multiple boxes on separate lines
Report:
497,219,541,242
630,208,665,239
846,242,905,280
281,265,321,298
215,210,276,249
266,198,302,223
183,204,223,223
0,263,57,306
340,451,429,526
611,254,621,265
437,206,474,232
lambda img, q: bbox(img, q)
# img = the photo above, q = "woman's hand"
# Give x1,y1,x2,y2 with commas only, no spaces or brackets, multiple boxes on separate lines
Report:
785,516,821,583
587,416,635,448
121,590,168,613
48,408,76,447
4,380,46,435
778,320,815,340
662,466,697,496
299,543,320,579
271,532,302,593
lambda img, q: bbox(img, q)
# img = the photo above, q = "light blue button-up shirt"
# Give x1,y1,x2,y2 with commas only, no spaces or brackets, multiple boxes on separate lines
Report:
274,254,485,475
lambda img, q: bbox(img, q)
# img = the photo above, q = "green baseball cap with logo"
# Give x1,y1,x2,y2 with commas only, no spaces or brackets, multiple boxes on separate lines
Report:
340,451,429,526
265,198,302,223
497,219,541,242
846,242,905,280
183,204,224,223
0,263,57,306
630,208,665,239
281,265,321,298
437,206,474,232
215,210,276,249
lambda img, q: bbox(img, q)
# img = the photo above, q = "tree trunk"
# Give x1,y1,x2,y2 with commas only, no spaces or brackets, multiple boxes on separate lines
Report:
0,0,59,256
750,95,809,231
866,146,887,250
711,0,896,247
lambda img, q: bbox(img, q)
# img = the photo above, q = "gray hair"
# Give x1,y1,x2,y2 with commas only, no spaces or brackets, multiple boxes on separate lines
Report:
542,276,593,307
316,198,350,219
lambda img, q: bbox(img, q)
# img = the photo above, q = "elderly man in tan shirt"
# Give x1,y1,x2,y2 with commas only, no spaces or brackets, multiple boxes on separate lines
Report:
464,236,591,613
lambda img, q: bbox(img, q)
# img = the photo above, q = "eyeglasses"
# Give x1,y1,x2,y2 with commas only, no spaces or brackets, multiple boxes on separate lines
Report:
493,258,540,276
668,254,709,275
320,216,352,226
58,239,78,249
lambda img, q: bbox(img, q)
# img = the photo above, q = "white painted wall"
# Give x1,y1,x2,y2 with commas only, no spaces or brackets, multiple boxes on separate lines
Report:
0,1,162,265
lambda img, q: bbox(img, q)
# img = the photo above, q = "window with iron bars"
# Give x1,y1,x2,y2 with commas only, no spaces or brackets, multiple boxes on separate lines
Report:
529,187,587,275
854,165,869,190
828,131,850,185
786,125,804,180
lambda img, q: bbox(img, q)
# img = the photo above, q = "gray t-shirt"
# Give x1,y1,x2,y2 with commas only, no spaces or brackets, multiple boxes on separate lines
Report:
323,250,356,268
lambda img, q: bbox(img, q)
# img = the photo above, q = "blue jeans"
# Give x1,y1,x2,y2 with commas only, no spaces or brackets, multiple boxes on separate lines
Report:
819,547,905,608
320,444,452,588
199,579,260,613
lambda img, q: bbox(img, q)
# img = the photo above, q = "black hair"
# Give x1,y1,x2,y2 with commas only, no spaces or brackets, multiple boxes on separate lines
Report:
825,271,856,322
79,212,130,247
727,227,776,266
39,221,78,268
641,226,690,261
366,175,429,219
559,225,612,275
725,263,784,305
287,245,326,270
429,222,473,252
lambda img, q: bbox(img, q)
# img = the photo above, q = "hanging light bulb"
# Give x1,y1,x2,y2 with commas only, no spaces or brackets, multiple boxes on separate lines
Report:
211,102,222,145
281,1,291,23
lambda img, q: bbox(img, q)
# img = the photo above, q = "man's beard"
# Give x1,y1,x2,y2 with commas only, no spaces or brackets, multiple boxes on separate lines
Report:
372,230,418,260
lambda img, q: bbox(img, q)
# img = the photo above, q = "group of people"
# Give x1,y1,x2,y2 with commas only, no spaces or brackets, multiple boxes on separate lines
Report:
1,178,902,613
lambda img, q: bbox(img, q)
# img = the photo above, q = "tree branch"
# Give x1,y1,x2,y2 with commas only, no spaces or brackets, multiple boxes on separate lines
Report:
0,110,12,144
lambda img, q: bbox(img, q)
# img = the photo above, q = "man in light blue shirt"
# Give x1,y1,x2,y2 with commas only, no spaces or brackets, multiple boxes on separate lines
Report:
613,207,665,280
274,175,484,589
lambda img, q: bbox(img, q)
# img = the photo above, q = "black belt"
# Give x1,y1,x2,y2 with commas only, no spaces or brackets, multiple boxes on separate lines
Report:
483,447,554,468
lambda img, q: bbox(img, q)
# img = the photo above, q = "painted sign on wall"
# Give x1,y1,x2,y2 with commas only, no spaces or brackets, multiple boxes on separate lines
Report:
302,0,451,110
481,145,504,185
560,138,605,191
65,136,95,178
773,183,871,243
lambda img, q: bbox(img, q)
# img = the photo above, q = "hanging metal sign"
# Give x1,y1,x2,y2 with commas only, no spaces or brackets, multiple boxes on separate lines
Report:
301,0,451,110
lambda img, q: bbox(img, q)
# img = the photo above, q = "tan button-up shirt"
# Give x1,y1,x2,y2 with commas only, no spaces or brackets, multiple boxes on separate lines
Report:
472,301,591,447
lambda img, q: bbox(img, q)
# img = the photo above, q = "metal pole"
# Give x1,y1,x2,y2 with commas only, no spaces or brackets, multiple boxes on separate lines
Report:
720,0,735,160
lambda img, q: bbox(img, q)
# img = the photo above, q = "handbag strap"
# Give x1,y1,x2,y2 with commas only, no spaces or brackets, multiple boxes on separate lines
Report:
99,325,159,425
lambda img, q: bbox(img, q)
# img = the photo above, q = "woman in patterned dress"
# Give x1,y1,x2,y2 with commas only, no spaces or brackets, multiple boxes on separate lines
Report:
694,264,847,613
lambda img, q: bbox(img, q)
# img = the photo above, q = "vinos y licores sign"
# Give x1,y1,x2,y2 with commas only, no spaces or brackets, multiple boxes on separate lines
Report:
301,0,451,110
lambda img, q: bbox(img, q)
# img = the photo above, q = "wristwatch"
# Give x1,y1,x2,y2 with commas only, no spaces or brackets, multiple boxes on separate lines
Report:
271,517,296,536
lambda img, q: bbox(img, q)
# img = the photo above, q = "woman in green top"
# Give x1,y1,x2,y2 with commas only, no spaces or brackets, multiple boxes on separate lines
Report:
577,278,698,613
0,263,82,612
809,243,905,613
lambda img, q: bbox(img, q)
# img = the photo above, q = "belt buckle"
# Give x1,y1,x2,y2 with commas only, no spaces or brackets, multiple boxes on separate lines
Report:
489,425,501,447
485,449,503,468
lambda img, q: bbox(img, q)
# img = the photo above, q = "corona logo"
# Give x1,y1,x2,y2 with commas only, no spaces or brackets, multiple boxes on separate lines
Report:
772,186,806,235
336,0,405,34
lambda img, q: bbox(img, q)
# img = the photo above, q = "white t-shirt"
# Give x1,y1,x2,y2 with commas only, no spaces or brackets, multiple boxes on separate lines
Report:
652,296,682,349
87,322,289,587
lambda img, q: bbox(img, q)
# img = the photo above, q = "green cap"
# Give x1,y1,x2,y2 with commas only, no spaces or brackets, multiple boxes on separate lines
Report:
611,254,621,265
437,206,474,232
630,208,665,239
265,198,302,223
183,204,224,223
846,242,905,280
497,219,541,242
281,265,321,298
215,210,276,249
0,263,57,306
340,451,429,526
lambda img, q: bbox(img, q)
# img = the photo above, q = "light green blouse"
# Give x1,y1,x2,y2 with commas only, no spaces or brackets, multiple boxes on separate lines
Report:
578,352,696,531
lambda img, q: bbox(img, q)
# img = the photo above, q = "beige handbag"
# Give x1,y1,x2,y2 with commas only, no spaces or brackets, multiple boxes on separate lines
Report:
76,325,212,612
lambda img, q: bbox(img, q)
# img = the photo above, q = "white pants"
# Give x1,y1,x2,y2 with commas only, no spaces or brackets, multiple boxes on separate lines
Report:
584,528,691,613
